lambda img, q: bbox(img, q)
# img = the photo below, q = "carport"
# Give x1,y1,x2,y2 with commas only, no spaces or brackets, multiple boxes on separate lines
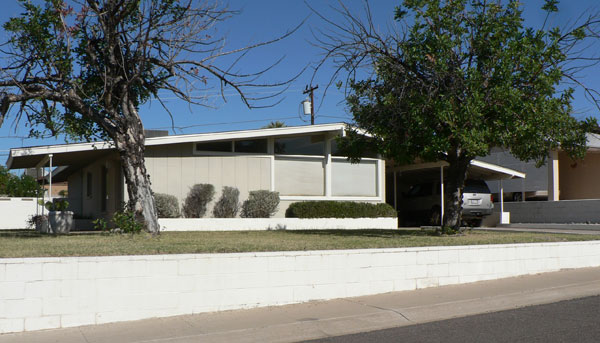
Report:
387,159,526,225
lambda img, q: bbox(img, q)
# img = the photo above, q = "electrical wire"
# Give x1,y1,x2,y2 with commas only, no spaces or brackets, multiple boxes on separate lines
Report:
148,116,301,131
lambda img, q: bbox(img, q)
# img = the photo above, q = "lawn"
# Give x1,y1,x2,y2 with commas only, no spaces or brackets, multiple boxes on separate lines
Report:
1,229,600,258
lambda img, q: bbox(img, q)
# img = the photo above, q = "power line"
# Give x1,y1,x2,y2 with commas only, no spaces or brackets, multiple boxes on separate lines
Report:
148,116,301,131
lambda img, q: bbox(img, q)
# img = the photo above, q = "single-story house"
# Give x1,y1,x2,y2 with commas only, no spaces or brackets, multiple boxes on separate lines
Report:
478,133,600,202
7,123,386,219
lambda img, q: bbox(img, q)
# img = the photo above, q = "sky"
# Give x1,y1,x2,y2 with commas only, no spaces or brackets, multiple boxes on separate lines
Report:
1,0,600,167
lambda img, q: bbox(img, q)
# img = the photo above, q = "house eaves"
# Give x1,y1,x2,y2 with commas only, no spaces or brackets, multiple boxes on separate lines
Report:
7,123,348,169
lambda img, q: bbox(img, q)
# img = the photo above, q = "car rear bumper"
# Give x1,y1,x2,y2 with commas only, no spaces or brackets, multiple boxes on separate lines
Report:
462,208,493,218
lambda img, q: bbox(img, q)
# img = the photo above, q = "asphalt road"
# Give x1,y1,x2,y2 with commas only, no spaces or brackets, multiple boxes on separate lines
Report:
305,295,600,343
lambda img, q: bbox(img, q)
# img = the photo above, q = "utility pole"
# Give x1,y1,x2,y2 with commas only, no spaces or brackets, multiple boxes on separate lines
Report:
303,84,318,125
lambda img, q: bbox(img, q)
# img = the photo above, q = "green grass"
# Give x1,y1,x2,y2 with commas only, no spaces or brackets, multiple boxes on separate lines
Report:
1,229,600,258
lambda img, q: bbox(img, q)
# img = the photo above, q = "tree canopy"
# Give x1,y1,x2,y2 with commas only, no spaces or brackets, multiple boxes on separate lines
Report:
0,0,300,233
0,166,43,197
314,0,599,231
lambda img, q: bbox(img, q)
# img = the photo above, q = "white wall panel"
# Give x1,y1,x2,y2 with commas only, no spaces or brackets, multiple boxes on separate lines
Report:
274,157,324,196
332,159,377,196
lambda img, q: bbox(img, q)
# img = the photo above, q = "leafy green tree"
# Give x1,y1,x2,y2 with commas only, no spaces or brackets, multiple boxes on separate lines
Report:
0,166,12,196
0,0,299,233
313,0,599,232
0,166,43,197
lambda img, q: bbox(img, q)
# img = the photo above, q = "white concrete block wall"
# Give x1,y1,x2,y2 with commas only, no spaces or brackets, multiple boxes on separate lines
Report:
158,217,398,231
2,241,600,334
0,198,39,230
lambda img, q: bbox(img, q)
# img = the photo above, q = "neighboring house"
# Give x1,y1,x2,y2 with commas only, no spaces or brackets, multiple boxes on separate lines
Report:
7,123,385,219
477,133,600,202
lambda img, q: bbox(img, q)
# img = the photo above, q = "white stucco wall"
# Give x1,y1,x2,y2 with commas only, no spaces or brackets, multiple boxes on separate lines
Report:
0,198,39,230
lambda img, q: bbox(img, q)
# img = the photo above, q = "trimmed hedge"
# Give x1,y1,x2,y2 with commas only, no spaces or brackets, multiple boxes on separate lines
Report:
285,201,397,218
241,190,280,218
154,193,181,218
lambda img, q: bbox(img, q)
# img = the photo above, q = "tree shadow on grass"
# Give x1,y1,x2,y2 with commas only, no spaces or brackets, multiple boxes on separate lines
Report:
281,229,433,238
0,229,104,238
0,229,45,238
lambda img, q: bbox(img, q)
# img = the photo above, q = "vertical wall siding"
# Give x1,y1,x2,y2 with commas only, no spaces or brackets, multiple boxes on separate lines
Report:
145,143,272,216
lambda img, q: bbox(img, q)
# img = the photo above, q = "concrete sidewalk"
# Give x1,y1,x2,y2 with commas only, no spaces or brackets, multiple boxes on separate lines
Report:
3,267,600,343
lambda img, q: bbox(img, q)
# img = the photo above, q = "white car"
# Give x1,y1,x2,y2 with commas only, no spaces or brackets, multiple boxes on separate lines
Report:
401,179,494,226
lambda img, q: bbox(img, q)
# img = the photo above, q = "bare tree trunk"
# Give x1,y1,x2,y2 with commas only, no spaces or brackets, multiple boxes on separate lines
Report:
113,114,159,234
443,155,470,232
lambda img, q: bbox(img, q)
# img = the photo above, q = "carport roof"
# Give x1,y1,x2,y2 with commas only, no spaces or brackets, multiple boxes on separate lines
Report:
389,159,525,181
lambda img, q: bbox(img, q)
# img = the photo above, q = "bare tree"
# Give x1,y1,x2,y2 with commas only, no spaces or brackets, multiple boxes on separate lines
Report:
0,0,301,233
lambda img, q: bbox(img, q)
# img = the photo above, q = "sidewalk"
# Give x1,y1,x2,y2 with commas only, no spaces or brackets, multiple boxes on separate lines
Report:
3,267,600,343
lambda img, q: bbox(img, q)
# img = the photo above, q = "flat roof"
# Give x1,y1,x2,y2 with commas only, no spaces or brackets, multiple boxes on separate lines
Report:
7,123,348,169
389,160,526,181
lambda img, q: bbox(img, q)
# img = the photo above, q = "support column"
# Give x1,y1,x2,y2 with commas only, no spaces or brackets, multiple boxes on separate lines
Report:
324,138,332,197
440,166,444,225
48,154,53,200
548,150,560,201
500,179,510,224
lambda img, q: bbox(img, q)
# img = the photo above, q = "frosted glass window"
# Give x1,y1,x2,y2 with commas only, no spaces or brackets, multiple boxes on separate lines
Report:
332,159,377,196
274,157,324,196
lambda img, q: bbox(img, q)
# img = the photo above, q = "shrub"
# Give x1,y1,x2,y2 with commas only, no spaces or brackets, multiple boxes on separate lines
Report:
212,186,240,218
154,193,181,218
112,210,143,234
285,201,397,218
44,199,69,211
182,184,215,218
240,190,280,218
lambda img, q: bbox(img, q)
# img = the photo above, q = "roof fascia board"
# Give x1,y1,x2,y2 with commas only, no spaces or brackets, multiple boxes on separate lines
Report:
8,123,347,159
144,123,346,146
9,141,114,158
470,159,526,179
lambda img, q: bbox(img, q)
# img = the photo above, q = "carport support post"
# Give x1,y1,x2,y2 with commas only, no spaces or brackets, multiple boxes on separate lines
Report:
548,150,559,201
500,179,504,214
48,154,53,200
440,166,444,226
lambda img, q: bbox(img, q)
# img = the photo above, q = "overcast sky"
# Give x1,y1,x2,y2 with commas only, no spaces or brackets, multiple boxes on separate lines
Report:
1,0,600,166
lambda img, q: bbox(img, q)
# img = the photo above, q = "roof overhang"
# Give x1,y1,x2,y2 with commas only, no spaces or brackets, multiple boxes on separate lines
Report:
390,159,526,182
7,123,348,169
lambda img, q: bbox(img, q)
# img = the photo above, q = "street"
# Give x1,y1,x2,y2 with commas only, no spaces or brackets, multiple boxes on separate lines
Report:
306,296,600,343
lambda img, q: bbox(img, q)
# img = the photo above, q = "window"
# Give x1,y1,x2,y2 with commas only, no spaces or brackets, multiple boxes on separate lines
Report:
101,167,108,212
274,135,324,155
86,172,93,197
274,157,325,196
331,159,377,196
234,139,267,153
195,141,232,152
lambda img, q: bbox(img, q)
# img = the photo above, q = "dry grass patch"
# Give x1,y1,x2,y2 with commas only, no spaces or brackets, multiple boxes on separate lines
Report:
1,229,600,258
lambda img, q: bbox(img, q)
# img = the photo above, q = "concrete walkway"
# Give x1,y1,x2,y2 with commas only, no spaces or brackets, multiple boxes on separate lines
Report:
2,267,600,343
